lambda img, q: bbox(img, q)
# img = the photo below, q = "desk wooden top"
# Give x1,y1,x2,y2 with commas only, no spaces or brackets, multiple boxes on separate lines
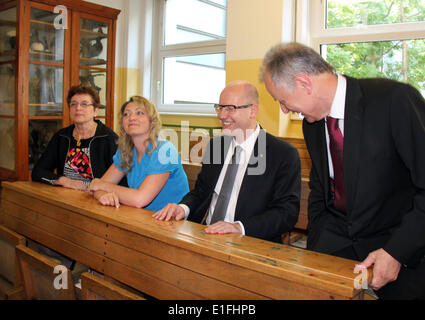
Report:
1,181,370,299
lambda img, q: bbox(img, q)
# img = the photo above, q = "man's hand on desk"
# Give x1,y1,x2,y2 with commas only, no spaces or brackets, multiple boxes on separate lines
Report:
205,221,242,235
358,248,401,291
152,203,185,221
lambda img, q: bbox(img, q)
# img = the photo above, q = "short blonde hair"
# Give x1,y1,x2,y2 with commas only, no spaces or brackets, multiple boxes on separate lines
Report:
118,96,162,173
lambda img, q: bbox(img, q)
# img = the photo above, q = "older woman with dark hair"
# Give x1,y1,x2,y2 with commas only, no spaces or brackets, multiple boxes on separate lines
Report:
31,85,120,191
88,96,189,211
30,85,121,276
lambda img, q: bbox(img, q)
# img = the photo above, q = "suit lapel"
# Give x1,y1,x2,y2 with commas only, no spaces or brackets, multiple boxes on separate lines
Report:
303,118,331,199
234,129,267,218
343,76,364,214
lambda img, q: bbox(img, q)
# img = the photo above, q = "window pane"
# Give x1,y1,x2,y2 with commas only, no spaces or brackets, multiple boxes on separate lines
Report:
79,69,107,109
163,53,225,105
28,64,63,116
0,63,15,116
0,117,14,171
0,7,17,62
30,8,65,63
164,0,227,45
80,18,108,67
327,0,425,29
321,38,425,96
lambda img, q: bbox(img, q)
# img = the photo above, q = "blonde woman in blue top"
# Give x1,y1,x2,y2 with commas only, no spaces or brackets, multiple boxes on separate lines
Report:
88,96,189,211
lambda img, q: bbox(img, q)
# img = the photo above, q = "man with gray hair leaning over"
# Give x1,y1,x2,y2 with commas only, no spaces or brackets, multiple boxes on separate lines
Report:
153,80,301,243
261,42,425,299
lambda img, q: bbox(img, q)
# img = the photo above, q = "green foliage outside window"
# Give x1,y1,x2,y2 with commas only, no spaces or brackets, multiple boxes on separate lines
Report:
324,0,425,95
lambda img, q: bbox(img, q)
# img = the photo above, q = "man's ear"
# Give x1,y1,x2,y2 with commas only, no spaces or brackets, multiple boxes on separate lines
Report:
250,103,259,119
294,74,312,94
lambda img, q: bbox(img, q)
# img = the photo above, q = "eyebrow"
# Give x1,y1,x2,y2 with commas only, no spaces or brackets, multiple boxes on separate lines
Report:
125,106,145,113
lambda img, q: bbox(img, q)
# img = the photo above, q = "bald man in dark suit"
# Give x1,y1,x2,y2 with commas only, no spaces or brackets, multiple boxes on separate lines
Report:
153,81,301,243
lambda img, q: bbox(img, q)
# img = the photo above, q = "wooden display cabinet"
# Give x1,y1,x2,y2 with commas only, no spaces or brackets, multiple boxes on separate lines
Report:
0,0,119,181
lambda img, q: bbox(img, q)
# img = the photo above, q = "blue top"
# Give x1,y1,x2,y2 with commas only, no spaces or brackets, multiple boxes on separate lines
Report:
113,139,189,211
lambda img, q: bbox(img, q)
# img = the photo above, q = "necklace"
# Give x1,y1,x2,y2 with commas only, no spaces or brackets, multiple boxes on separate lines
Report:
74,122,97,147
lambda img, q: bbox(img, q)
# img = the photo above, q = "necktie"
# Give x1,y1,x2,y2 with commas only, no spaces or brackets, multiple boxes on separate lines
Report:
326,116,346,212
210,146,242,224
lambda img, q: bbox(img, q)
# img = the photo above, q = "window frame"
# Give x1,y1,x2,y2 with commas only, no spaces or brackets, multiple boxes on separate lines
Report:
308,0,425,50
151,0,227,116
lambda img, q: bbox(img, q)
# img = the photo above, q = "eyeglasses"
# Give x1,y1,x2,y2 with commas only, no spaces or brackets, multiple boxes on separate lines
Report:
214,104,252,113
69,101,94,108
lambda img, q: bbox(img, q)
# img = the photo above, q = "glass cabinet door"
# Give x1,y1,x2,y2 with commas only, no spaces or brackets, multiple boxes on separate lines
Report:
28,119,62,170
28,7,65,170
0,6,16,172
30,8,65,63
79,18,108,123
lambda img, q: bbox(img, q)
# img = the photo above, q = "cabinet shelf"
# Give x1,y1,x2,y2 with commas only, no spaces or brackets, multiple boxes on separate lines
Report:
28,103,61,107
80,28,108,41
30,19,54,27
0,50,16,57
79,57,107,66
0,20,16,27
30,50,60,57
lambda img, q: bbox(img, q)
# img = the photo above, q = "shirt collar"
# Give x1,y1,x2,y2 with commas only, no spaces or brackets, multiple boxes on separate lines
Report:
232,123,260,154
328,74,346,120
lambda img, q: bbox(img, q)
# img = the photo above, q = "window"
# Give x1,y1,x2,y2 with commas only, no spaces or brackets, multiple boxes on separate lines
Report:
308,0,425,96
152,0,227,115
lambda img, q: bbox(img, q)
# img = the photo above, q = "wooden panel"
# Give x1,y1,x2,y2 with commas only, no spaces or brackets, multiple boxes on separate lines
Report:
182,161,201,190
0,182,371,300
16,245,76,300
3,201,106,255
1,208,106,273
107,224,349,300
105,227,266,299
0,225,26,299
80,272,145,300
281,137,311,180
294,178,310,230
103,256,201,299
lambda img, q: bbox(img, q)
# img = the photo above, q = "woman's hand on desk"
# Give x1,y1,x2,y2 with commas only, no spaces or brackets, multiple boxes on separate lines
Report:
152,203,185,221
57,176,86,191
93,190,120,208
87,178,107,192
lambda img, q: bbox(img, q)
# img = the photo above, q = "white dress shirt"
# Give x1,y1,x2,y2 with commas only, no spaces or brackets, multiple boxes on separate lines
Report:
181,124,260,235
325,74,347,179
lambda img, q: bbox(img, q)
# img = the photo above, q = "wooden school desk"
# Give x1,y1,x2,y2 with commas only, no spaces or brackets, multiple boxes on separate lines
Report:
0,181,371,300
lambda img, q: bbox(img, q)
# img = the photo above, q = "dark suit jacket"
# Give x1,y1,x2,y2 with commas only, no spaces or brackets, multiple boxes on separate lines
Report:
181,129,301,243
303,76,425,269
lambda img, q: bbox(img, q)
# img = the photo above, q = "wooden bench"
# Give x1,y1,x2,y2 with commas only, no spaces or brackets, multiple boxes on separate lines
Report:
182,161,202,191
0,225,26,300
280,138,310,244
0,181,371,299
15,244,76,300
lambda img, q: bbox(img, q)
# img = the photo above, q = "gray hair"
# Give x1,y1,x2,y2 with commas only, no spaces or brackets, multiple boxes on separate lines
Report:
260,42,336,89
